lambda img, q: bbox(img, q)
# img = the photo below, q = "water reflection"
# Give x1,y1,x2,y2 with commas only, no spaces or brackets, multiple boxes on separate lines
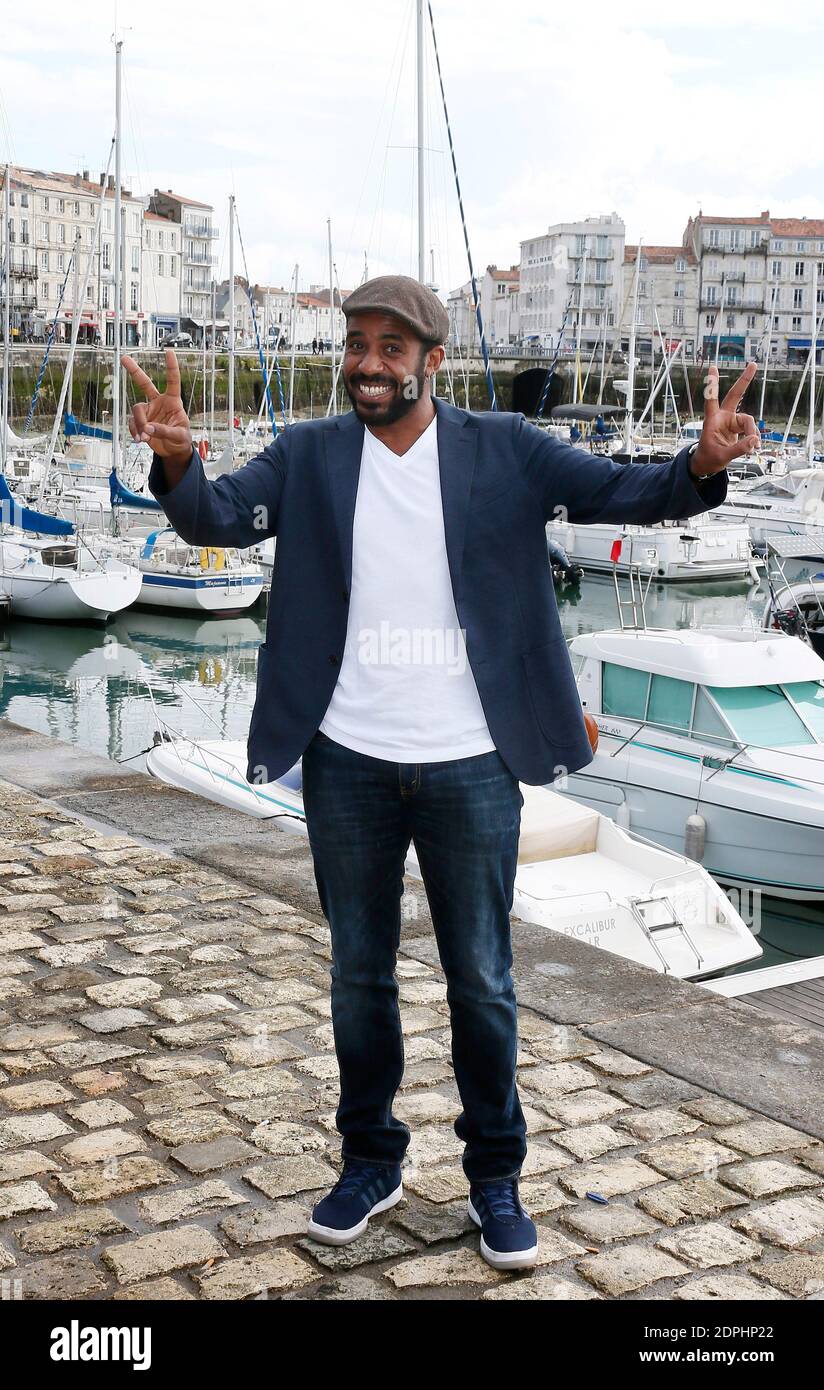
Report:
1,565,822,966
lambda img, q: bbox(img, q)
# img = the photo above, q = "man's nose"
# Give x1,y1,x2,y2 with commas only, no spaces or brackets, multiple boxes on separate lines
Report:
360,348,385,375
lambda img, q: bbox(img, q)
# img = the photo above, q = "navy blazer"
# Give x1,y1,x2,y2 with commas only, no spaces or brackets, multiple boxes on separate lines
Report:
148,398,726,786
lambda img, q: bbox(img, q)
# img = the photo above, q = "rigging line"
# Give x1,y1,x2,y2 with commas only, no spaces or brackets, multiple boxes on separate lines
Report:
233,206,284,435
426,1,496,409
24,247,77,433
366,6,413,269
535,287,577,420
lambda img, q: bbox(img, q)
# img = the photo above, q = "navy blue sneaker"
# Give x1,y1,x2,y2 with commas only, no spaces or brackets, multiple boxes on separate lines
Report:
307,1160,403,1246
468,1179,538,1270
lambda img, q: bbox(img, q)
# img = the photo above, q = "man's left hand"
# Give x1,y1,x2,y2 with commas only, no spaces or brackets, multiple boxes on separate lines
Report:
691,360,760,476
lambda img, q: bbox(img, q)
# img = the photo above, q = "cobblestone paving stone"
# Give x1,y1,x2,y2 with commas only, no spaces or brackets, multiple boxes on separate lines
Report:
0,778,822,1301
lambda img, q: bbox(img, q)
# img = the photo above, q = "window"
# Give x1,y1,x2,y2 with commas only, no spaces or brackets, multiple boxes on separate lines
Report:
170,256,177,277
130,283,138,311
647,675,694,731
58,198,64,213
706,286,718,305
43,196,49,212
57,252,65,272
705,314,714,328
708,684,816,747
692,689,730,744
40,221,49,240
797,240,806,252
58,223,66,243
131,211,139,232
74,201,80,217
726,315,736,332
20,191,28,208
785,682,824,740
40,250,48,270
793,288,804,309
675,257,686,272
6,219,13,244
638,279,647,297
158,229,164,248
20,218,28,244
793,315,802,330
157,254,164,277
602,663,649,721
102,241,111,270
171,232,176,249
773,240,784,252
102,284,109,308
674,281,685,298
795,261,805,278
673,306,684,327
747,314,757,329
131,246,139,273
707,229,720,247
771,260,782,278
42,283,49,299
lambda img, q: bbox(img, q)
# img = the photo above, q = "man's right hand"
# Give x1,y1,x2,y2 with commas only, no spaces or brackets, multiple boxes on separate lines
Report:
122,349,193,469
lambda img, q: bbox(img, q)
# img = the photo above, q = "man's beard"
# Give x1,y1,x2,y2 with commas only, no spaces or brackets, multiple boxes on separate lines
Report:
344,351,428,425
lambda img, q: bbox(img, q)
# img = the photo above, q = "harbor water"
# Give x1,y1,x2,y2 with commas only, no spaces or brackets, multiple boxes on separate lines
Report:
1,562,822,972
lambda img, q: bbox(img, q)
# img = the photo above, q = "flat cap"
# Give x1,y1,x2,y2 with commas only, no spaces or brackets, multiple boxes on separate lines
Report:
342,274,450,346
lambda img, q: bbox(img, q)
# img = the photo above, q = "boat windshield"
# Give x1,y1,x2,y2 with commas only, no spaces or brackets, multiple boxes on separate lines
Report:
706,682,824,747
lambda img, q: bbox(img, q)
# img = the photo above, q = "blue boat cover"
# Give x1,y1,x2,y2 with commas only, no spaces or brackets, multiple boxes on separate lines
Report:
64,412,113,441
0,474,74,536
109,468,163,512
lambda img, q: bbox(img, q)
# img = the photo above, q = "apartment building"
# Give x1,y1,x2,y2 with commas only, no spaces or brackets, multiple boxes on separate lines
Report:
148,189,218,334
519,213,624,352
142,211,182,345
1,165,145,344
620,245,699,359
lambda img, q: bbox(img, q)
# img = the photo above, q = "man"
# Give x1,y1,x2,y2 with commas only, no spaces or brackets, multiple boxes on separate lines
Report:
123,275,758,1271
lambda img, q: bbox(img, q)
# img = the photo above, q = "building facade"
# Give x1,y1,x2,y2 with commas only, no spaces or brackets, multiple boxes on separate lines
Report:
142,211,182,345
620,245,699,360
519,213,625,353
148,190,218,335
2,165,146,345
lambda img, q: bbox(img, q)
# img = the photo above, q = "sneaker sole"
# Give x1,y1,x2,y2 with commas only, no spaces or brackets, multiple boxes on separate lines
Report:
307,1181,404,1246
468,1196,538,1271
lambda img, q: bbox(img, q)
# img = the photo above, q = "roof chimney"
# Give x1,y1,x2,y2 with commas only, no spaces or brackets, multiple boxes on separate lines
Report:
107,174,114,190
83,169,90,181
99,172,106,186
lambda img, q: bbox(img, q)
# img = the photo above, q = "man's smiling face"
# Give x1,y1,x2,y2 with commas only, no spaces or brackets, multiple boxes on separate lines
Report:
342,312,438,426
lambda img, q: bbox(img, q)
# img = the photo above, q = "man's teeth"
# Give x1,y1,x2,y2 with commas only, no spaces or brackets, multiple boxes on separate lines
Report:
359,382,392,396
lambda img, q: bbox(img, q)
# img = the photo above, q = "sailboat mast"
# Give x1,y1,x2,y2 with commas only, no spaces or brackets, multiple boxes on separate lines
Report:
624,239,641,454
288,263,299,424
209,276,216,443
112,39,123,477
809,259,817,465
416,0,426,282
573,238,587,406
2,164,10,471
67,230,80,416
759,281,777,422
228,193,235,446
328,218,336,415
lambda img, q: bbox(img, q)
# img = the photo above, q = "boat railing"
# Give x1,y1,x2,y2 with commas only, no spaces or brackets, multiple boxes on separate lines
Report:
599,715,824,788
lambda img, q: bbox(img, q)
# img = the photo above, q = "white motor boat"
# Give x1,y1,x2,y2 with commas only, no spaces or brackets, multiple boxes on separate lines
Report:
0,530,142,622
567,625,824,901
108,527,265,615
711,468,824,558
548,514,759,582
146,733,760,979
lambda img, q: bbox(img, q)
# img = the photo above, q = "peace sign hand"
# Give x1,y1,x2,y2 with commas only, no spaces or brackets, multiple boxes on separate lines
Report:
122,349,193,465
692,360,760,476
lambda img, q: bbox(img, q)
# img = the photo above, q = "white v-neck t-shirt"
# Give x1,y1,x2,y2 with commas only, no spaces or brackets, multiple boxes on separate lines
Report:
319,414,496,762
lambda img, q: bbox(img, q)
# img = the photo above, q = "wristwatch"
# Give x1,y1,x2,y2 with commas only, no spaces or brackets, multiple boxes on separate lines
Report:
687,441,709,486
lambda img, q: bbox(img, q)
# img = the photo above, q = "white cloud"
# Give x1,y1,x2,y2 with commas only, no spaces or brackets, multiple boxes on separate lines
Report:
0,0,822,293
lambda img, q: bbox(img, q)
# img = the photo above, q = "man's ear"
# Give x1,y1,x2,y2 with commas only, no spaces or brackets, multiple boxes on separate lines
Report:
426,345,446,376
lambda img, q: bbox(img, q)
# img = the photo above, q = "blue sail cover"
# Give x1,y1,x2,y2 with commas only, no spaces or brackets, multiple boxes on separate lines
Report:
64,413,113,441
0,474,74,536
109,468,163,512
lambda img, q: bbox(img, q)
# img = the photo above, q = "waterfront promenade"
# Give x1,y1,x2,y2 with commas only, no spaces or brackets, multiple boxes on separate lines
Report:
0,717,823,1301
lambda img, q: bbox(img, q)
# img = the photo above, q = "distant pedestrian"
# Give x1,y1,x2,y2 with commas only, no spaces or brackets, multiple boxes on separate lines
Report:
312,338,318,355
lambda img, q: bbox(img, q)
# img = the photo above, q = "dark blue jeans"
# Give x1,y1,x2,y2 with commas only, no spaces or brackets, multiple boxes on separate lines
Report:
300,730,527,1184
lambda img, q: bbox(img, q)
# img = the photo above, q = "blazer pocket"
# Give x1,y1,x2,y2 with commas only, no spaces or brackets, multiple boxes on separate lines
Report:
521,637,578,742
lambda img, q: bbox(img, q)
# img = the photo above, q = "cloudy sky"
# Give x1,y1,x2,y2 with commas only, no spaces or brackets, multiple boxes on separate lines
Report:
2,0,823,295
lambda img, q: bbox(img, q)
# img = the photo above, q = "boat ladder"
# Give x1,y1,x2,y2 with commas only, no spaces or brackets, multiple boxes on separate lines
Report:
612,550,654,630
628,894,704,974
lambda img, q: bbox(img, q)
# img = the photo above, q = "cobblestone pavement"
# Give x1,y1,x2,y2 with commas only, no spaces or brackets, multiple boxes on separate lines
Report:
0,777,822,1302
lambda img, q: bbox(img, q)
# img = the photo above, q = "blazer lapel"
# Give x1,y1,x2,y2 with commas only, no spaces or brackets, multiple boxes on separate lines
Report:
324,411,364,589
435,398,477,601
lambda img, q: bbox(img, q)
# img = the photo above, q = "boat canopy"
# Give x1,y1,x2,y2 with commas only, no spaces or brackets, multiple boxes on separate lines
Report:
0,474,74,536
109,469,163,512
64,413,113,442
550,404,626,422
